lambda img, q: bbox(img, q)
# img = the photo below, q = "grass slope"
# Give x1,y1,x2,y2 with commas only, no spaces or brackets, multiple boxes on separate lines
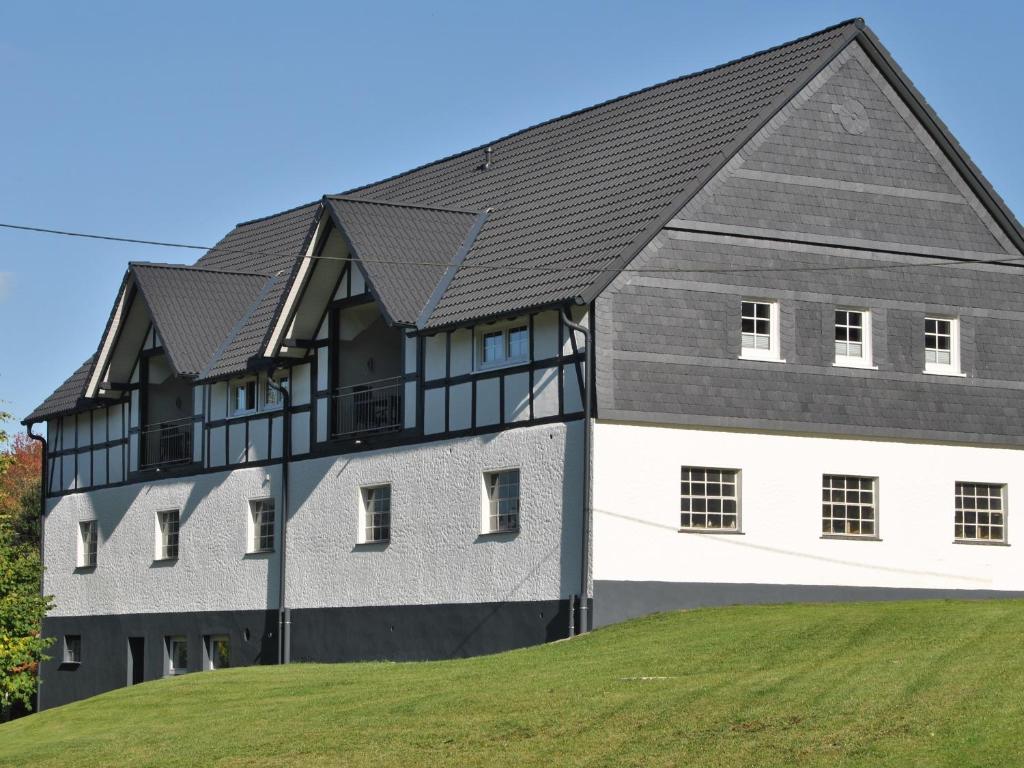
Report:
2,600,1023,767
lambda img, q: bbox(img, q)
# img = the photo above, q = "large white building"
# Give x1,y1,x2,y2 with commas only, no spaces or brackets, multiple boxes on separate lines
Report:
27,18,1024,708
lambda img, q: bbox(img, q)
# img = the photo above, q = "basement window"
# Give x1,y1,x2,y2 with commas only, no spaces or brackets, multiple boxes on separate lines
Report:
822,475,877,538
680,467,739,532
78,520,98,568
166,636,188,676
955,482,1006,544
483,469,520,534
205,635,230,670
359,484,392,544
63,634,82,664
248,499,276,553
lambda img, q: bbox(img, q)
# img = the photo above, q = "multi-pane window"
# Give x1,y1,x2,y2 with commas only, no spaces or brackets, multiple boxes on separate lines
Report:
680,467,739,531
249,499,275,553
476,324,530,369
63,635,82,664
484,469,520,533
231,379,257,415
157,510,180,560
740,300,779,359
78,520,97,567
822,475,877,537
955,482,1006,543
206,635,230,670
835,309,869,364
361,485,392,543
167,636,188,676
925,317,959,373
264,373,289,409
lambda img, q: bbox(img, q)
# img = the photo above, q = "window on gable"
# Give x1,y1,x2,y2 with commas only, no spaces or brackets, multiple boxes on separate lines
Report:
680,467,739,531
78,520,98,568
740,300,781,361
835,309,873,367
822,475,877,538
360,485,392,544
483,469,520,533
231,379,257,415
248,499,275,553
64,634,82,664
475,321,530,370
156,510,180,561
955,482,1006,543
925,316,961,374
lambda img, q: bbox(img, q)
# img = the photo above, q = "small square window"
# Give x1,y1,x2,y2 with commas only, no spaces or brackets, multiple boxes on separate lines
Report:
249,499,275,553
955,482,1006,543
924,316,961,374
166,636,188,676
360,485,392,544
680,467,739,531
78,520,98,568
483,469,520,533
63,634,82,664
156,509,180,561
740,301,781,361
835,309,873,367
822,475,877,538
205,635,230,670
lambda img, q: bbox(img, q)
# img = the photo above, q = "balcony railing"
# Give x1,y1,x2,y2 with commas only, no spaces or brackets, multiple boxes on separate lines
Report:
332,376,404,438
140,417,194,469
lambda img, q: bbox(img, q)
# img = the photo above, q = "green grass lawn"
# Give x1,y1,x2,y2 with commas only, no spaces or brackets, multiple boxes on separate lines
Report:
2,600,1023,767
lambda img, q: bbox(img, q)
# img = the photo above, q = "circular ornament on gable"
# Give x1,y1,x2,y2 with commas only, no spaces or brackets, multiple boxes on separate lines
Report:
831,98,869,135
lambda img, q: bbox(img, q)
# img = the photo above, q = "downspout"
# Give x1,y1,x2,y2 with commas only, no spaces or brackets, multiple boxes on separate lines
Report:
266,379,291,664
26,423,47,710
560,305,592,635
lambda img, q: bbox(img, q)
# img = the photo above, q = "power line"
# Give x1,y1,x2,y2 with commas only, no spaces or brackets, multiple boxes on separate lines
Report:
1,220,1022,277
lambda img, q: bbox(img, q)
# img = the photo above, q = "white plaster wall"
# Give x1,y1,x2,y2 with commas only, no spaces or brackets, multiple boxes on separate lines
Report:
593,422,1024,591
44,466,281,617
286,420,583,608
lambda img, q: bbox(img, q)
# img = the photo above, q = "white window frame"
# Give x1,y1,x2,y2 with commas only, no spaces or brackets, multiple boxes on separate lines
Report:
833,308,876,369
924,316,963,376
821,475,879,539
679,467,741,533
205,634,230,670
955,482,1007,544
166,635,188,676
77,520,98,568
154,508,180,561
474,320,530,371
63,634,82,664
481,468,521,534
247,498,276,554
262,370,290,411
229,377,258,417
358,484,392,544
739,299,783,362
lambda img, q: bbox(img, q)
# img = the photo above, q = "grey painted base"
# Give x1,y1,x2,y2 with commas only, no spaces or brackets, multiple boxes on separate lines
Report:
592,580,1024,628
39,599,571,710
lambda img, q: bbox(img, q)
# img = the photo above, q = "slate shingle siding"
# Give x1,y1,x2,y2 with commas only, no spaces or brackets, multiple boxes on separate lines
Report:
597,233,1024,445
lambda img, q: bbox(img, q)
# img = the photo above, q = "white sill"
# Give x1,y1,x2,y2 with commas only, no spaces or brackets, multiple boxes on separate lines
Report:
474,357,529,373
922,368,966,378
738,354,786,363
833,360,879,370
227,409,257,420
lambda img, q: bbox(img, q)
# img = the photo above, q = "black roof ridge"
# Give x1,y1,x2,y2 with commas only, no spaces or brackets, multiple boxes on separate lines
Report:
230,198,322,229
325,194,484,216
338,18,863,198
130,261,271,278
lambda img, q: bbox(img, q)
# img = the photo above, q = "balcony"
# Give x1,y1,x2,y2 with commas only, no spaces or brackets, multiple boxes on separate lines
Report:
332,376,403,439
140,417,193,470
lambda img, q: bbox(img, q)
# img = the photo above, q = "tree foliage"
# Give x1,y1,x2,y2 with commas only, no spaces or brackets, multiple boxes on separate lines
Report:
0,414,52,715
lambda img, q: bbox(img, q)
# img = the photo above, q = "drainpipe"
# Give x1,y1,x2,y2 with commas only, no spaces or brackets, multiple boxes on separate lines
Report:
26,423,47,710
560,305,592,635
266,378,291,664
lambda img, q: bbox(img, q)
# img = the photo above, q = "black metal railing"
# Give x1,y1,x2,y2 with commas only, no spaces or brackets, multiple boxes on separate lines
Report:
332,377,404,438
140,417,194,469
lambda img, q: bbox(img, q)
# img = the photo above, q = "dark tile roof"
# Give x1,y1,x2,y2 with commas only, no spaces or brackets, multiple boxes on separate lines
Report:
324,196,486,325
23,356,96,424
131,263,271,377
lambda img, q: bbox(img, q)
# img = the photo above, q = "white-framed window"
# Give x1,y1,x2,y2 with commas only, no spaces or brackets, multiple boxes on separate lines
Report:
475,321,529,370
166,636,188,676
155,509,180,561
205,635,230,670
63,634,82,664
822,475,877,538
955,482,1006,543
359,484,392,544
230,378,258,416
483,469,520,533
834,309,874,368
248,499,275,553
78,520,98,568
680,467,739,531
740,300,781,361
924,316,961,375
263,371,290,410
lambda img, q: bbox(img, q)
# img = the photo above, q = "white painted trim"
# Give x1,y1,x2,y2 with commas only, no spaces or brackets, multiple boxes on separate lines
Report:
924,315,962,376
263,215,327,358
85,280,131,398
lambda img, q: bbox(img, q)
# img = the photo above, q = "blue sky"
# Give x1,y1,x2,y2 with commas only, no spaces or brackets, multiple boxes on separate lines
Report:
1,1,1021,427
